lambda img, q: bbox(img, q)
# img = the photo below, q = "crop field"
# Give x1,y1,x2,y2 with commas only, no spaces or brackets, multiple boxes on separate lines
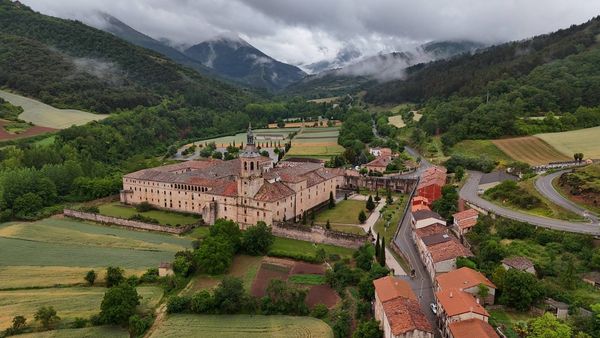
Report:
189,128,299,149
287,127,344,159
0,90,107,129
182,255,263,295
314,200,368,225
269,237,355,259
149,314,333,338
0,286,162,330
97,202,200,226
0,218,190,286
451,139,513,164
536,126,600,159
388,115,405,128
16,326,128,338
492,136,571,165
0,119,56,141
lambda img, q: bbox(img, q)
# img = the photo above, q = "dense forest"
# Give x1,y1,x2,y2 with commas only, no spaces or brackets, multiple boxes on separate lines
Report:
0,0,249,112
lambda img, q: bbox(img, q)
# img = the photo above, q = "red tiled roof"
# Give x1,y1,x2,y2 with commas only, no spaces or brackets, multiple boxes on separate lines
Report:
411,204,431,212
457,217,478,230
366,156,391,168
415,224,447,238
501,257,534,271
254,181,295,202
413,196,430,205
418,166,447,189
428,238,473,263
436,289,489,317
453,209,478,221
449,319,498,338
373,276,416,303
382,297,434,335
436,267,495,291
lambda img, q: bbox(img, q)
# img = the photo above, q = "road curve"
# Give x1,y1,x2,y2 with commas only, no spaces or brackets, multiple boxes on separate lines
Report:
535,170,599,223
460,171,600,235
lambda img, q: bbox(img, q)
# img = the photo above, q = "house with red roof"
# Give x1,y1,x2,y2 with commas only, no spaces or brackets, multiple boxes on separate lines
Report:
373,276,434,338
436,288,496,338
435,267,496,305
365,155,392,174
452,209,479,238
448,318,498,338
417,166,446,202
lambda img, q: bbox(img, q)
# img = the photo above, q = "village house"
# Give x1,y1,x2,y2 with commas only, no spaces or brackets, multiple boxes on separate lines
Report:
411,196,431,213
436,288,493,338
452,209,479,238
158,262,174,277
120,125,344,228
365,155,392,174
501,257,536,275
369,147,393,158
435,267,496,305
448,318,498,338
545,298,569,320
477,171,518,194
373,276,434,338
413,224,473,281
417,166,447,202
411,209,446,229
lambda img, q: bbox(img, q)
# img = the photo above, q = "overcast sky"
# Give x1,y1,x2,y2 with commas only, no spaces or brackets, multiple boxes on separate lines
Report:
20,0,600,66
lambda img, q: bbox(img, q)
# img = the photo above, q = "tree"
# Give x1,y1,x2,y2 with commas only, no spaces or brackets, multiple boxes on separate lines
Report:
85,270,97,286
191,290,214,314
325,220,331,229
366,195,376,212
378,238,386,267
477,283,489,302
500,269,544,311
358,210,367,224
431,185,458,220
479,240,505,264
5,315,27,335
128,315,152,338
242,221,274,255
100,283,140,325
13,192,43,218
194,235,234,275
354,244,374,271
209,219,242,252
375,234,381,260
213,277,247,314
386,190,393,205
353,319,383,338
332,309,352,338
329,191,336,209
310,304,329,319
527,313,572,338
105,266,125,287
374,190,381,202
34,306,60,330
455,166,465,181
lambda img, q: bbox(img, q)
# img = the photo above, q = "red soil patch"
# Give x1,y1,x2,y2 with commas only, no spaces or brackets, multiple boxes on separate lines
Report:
306,284,340,308
0,120,56,141
290,261,326,275
250,263,290,298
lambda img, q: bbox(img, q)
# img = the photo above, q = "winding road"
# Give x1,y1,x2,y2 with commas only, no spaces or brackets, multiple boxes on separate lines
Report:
460,171,600,235
535,170,599,223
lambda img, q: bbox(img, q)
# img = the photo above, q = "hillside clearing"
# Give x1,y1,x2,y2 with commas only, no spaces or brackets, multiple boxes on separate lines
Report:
451,139,513,164
536,126,600,159
149,314,333,338
0,90,107,129
388,115,405,128
492,136,570,165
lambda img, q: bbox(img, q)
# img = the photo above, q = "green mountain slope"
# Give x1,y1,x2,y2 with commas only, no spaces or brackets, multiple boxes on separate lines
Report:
0,1,247,113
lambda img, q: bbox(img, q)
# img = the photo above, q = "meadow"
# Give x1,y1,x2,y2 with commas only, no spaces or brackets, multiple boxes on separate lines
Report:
314,200,368,225
97,202,200,226
269,237,355,260
149,314,333,338
0,90,107,129
15,326,128,338
0,286,162,330
536,126,600,159
492,136,571,165
189,128,299,148
287,127,344,159
450,139,513,164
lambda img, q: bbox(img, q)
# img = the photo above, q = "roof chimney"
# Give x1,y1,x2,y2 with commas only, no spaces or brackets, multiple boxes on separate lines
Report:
449,291,453,298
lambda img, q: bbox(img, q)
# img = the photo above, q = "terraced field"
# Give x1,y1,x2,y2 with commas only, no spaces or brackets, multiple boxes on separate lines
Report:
492,136,571,165
149,314,333,338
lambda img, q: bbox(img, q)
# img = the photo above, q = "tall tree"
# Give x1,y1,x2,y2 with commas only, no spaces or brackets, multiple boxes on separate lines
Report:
366,195,376,212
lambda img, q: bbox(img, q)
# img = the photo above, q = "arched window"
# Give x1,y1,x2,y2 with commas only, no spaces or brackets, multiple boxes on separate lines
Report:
244,162,248,171
250,162,254,170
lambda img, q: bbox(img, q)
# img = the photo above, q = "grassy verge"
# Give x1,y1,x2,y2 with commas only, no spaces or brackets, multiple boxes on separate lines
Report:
97,202,200,226
270,237,355,260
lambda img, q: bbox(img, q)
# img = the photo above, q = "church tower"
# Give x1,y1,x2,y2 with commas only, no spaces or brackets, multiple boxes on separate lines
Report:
238,123,263,197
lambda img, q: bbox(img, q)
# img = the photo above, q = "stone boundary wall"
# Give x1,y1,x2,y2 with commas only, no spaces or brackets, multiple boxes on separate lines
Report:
272,223,368,249
63,209,193,234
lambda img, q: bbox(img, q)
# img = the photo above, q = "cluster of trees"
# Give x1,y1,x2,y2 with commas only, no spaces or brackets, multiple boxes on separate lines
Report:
338,109,375,166
445,154,497,173
484,180,542,210
431,185,459,221
0,97,23,121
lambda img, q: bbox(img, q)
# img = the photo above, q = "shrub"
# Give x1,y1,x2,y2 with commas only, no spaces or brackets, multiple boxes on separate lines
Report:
105,267,125,287
310,304,329,319
72,317,87,328
135,201,154,212
128,315,153,337
267,250,320,263
85,270,97,286
128,214,160,224
166,295,191,313
140,268,159,284
190,290,214,314
358,210,367,224
100,284,140,325
79,205,99,213
34,306,60,330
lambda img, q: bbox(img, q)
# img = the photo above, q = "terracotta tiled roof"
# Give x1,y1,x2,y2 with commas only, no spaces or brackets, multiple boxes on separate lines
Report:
415,224,448,238
366,156,391,168
436,289,489,317
373,276,416,303
382,297,434,335
457,217,478,230
453,209,478,222
254,181,295,202
449,319,498,338
418,166,446,189
428,238,473,263
413,196,430,205
436,267,495,291
411,204,431,212
502,257,534,271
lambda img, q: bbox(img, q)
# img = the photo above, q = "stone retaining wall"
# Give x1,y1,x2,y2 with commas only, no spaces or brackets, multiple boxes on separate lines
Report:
63,209,193,234
272,223,368,249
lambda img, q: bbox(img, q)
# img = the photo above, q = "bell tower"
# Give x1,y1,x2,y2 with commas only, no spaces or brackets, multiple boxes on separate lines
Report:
238,123,263,197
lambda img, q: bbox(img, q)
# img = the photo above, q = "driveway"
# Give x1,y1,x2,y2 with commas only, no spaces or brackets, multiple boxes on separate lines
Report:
535,170,599,224
460,171,600,235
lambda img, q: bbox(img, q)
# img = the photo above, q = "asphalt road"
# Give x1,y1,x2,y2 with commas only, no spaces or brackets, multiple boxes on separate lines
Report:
460,171,600,235
535,170,599,223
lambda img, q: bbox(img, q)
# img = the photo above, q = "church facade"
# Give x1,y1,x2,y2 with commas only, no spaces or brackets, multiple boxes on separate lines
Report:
120,126,344,228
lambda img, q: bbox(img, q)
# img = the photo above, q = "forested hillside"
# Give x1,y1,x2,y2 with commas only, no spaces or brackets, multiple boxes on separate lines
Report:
0,0,247,112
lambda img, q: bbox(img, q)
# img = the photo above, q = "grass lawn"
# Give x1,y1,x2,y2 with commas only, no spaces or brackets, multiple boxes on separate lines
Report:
16,326,128,338
537,126,600,159
330,224,366,235
149,314,333,338
490,308,537,338
289,274,326,285
315,200,368,225
0,286,162,330
451,139,513,164
97,202,200,226
33,135,56,146
373,196,407,247
182,255,263,295
270,237,355,259
187,226,211,239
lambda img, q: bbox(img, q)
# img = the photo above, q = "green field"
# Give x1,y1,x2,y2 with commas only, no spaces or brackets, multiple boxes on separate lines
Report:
0,90,107,129
388,115,405,128
187,128,299,149
270,237,355,259
287,127,343,159
149,314,333,338
0,218,190,286
15,326,128,338
315,200,368,225
537,126,600,159
0,286,162,330
451,139,513,164
97,202,200,226
182,255,263,295
330,223,366,235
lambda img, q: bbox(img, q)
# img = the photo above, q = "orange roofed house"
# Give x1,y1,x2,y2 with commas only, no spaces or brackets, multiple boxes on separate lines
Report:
365,155,392,174
373,276,434,338
436,288,497,338
417,166,447,203
452,209,479,238
435,267,496,305
120,125,344,228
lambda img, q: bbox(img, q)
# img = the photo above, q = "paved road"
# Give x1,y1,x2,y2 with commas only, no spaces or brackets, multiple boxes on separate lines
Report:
535,170,599,224
460,171,600,235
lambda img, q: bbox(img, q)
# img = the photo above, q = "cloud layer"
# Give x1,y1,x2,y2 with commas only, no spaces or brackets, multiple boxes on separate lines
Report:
21,0,600,66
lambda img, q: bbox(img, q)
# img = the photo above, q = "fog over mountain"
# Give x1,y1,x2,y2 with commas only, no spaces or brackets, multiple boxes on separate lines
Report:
20,0,600,68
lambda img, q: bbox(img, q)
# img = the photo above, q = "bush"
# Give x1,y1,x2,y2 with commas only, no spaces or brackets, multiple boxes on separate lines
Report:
445,154,496,173
267,250,320,263
310,304,329,319
128,214,160,224
100,283,140,325
140,268,159,284
105,267,125,287
190,290,214,314
242,221,274,255
484,180,541,210
135,202,154,212
128,315,153,337
166,295,191,314
85,270,97,286
89,314,103,326
72,317,87,328
79,205,99,213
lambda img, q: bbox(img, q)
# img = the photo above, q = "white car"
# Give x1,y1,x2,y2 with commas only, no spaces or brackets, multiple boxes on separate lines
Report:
430,303,437,314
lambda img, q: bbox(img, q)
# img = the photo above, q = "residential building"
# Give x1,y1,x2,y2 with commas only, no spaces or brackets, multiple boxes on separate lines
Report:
501,257,536,275
477,171,518,194
452,209,479,238
417,166,447,202
158,262,174,277
411,209,446,229
436,288,490,338
448,318,498,338
370,147,393,158
545,298,569,320
373,276,434,338
435,267,496,305
120,125,343,228
365,156,392,174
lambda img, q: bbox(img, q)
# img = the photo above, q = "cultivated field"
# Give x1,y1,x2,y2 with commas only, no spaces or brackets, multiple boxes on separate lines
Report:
15,326,128,338
492,136,571,165
0,90,107,129
0,119,56,141
182,255,263,295
451,139,513,163
537,126,600,159
287,127,344,159
0,286,162,330
190,128,299,149
149,314,333,338
97,202,200,226
388,115,406,128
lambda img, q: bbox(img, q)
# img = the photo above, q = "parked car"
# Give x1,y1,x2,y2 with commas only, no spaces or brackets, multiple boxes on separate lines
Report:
430,303,437,314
